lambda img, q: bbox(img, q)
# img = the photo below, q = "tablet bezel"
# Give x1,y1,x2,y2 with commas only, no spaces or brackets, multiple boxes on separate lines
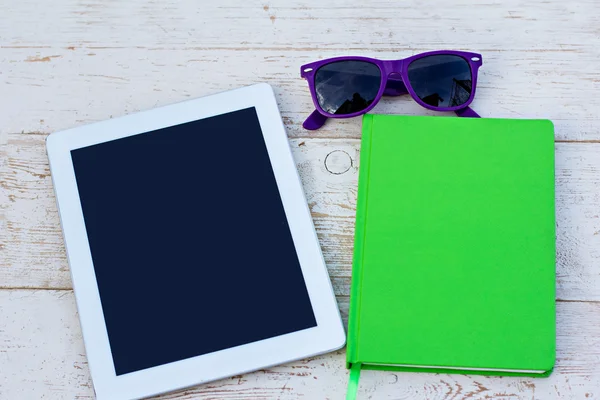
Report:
46,83,345,400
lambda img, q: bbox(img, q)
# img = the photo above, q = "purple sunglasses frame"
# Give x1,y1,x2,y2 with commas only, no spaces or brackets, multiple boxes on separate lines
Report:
300,50,483,130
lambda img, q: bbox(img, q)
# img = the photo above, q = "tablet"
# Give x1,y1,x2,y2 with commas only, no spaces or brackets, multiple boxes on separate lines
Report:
47,83,345,400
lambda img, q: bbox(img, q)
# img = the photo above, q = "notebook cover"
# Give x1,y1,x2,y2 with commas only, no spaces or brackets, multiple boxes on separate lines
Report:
347,115,556,377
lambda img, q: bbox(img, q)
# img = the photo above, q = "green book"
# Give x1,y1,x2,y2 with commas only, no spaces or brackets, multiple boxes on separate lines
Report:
347,115,556,398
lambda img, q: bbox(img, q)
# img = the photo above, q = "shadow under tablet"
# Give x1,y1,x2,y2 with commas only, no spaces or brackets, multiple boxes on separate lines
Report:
71,107,317,376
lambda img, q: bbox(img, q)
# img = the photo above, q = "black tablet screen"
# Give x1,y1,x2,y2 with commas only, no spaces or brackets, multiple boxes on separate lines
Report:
71,107,317,375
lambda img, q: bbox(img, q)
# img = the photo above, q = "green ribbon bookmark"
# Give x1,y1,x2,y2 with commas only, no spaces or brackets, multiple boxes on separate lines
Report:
346,363,362,400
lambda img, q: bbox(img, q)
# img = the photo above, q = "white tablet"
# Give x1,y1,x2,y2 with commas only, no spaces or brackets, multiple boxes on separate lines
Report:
46,83,345,400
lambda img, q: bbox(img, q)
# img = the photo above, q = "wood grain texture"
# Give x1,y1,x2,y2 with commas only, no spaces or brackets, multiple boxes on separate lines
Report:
2,0,600,398
2,134,600,300
1,0,599,140
1,290,599,400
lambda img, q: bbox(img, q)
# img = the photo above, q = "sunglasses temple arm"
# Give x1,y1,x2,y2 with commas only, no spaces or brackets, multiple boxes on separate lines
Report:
302,102,478,131
455,106,480,118
303,109,328,130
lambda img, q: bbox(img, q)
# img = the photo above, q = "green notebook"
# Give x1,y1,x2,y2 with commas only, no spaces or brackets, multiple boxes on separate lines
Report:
347,115,556,398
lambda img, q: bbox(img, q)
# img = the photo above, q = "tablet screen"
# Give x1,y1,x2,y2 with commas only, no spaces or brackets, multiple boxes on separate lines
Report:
71,107,317,375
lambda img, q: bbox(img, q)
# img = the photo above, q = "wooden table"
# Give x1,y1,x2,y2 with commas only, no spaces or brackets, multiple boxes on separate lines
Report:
2,0,599,398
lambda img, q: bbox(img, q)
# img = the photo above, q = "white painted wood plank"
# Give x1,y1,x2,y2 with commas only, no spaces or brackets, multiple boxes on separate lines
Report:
1,0,599,139
1,133,599,301
2,1,599,398
1,290,598,399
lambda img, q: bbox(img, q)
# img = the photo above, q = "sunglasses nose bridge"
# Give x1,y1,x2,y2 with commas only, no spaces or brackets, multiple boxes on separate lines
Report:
380,61,407,96
383,60,404,75
393,59,404,72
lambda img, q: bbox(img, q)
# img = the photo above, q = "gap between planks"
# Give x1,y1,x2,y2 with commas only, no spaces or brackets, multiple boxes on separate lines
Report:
12,132,600,143
0,288,598,306
299,137,600,143
1,45,588,53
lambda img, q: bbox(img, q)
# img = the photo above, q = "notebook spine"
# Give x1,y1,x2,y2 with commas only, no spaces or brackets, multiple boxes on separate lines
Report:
347,114,374,367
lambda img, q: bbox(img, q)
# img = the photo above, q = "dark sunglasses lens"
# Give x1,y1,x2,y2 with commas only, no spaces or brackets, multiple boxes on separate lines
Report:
314,61,381,115
407,55,472,108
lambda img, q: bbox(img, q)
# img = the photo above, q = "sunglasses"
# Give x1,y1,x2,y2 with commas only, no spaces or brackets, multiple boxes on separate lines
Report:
300,50,483,130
